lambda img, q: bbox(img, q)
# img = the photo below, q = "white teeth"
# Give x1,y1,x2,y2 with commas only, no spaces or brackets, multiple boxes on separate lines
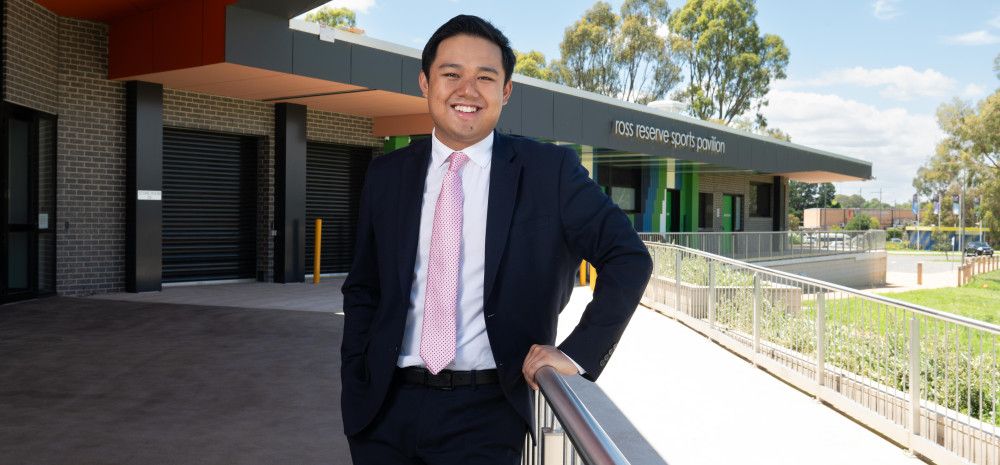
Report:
453,105,478,113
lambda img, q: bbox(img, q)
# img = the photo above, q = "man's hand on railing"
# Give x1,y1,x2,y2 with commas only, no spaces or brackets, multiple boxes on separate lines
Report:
522,344,580,390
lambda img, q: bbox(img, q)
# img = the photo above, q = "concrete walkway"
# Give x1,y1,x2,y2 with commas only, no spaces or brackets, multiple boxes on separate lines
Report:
866,252,966,293
1,281,927,465
558,287,926,465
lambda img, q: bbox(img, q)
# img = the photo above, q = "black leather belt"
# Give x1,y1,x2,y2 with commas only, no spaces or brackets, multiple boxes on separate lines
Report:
396,366,499,389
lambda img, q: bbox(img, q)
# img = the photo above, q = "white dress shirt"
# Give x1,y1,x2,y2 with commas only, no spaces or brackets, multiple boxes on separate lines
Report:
397,129,495,370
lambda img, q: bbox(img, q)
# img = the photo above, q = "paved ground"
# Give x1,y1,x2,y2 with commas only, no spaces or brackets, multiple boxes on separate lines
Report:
2,281,927,465
865,252,964,293
95,277,347,312
0,296,348,465
559,289,925,465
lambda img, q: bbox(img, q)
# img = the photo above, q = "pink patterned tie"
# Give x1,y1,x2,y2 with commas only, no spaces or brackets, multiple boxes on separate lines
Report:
420,151,469,374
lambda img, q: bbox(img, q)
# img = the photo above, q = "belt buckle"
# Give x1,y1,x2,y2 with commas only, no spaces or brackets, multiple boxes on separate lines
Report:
440,371,454,390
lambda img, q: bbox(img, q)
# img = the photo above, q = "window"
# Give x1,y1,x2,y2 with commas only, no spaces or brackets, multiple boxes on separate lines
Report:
610,186,636,211
698,192,713,229
749,183,772,217
598,165,642,213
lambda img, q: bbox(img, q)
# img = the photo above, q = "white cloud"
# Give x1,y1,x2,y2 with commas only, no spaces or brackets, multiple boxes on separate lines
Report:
945,30,1000,46
989,14,1000,29
872,0,902,20
777,66,957,101
297,0,376,18
961,83,986,98
763,89,944,202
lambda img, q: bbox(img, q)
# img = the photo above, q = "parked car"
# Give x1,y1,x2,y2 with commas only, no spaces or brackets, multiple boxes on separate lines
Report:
889,238,903,244
964,241,994,256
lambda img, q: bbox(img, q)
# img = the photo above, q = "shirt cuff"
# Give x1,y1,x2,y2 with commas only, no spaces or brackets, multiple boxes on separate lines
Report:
566,354,586,375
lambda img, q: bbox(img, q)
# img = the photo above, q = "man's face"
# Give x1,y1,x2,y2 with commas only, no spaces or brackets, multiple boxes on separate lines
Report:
419,34,512,151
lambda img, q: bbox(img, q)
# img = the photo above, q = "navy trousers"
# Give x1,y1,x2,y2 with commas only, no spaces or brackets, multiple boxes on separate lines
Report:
347,374,527,465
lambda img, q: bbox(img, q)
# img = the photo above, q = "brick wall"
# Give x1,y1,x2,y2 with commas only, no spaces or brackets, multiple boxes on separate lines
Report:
4,0,382,295
3,0,58,114
6,0,130,295
699,172,782,232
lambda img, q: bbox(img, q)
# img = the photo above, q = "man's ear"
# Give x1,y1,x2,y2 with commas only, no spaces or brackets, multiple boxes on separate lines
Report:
502,78,513,106
418,71,429,98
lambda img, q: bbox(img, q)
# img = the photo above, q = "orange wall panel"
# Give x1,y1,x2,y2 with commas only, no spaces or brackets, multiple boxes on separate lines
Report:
108,0,235,79
151,0,204,72
109,10,155,77
202,0,234,64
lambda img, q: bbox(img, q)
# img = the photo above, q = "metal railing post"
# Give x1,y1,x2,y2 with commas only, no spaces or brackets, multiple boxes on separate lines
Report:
815,292,825,399
753,272,761,365
909,316,921,451
675,251,683,313
708,261,716,329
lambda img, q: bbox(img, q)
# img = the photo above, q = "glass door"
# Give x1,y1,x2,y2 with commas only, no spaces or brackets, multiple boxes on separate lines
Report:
2,105,55,303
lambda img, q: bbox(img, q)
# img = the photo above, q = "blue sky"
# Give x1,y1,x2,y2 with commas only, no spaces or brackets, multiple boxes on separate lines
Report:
299,0,1000,204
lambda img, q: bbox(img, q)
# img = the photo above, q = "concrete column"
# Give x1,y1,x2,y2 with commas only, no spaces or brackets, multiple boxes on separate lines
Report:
274,103,307,283
125,81,163,293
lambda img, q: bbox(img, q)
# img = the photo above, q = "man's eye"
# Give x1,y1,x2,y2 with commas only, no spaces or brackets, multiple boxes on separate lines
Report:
478,76,495,81
443,73,459,78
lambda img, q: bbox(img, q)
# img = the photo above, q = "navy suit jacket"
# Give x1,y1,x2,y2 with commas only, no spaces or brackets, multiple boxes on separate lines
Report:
340,131,652,437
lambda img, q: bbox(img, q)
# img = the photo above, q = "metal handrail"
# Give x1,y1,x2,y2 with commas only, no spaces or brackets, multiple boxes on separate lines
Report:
638,230,886,262
643,241,1000,465
532,366,631,465
647,241,1000,335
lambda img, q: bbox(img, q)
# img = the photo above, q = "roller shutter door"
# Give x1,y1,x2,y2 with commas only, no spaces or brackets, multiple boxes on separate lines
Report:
162,128,257,283
306,142,371,274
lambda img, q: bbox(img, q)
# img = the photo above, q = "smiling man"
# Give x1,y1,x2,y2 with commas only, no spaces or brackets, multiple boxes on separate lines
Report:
340,15,652,465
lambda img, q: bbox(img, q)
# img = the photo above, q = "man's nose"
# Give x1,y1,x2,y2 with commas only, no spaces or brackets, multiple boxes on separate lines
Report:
457,77,481,98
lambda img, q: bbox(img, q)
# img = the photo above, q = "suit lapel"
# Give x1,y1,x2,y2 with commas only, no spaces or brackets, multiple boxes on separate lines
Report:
397,139,431,298
484,132,522,304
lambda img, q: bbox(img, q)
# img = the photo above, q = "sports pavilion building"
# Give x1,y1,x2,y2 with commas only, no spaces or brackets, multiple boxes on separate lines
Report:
0,0,871,302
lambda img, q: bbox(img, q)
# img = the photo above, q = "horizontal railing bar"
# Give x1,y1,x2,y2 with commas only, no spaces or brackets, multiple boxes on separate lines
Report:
640,230,879,236
534,366,631,465
646,242,1000,335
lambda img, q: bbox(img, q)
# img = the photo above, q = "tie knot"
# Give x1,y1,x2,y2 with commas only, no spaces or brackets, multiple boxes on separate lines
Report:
448,152,469,172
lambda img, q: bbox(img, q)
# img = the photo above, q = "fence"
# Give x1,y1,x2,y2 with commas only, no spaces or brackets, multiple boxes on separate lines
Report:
643,241,1000,465
522,366,631,465
638,230,886,262
958,255,999,286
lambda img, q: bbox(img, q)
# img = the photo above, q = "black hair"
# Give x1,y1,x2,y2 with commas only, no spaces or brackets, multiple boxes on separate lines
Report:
421,15,516,84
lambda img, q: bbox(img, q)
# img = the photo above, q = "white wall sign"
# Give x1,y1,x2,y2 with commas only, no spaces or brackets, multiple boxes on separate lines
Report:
137,190,162,201
612,119,726,154
39,213,49,229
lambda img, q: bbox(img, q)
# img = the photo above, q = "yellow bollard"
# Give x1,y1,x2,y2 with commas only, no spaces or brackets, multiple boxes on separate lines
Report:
916,262,922,286
313,218,322,284
579,260,587,286
588,263,597,290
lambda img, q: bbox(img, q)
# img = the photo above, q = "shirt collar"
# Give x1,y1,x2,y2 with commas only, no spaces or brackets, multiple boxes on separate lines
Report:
430,128,493,170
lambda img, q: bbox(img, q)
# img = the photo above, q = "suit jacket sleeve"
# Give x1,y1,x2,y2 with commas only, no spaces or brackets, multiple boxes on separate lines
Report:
340,158,381,366
554,148,653,381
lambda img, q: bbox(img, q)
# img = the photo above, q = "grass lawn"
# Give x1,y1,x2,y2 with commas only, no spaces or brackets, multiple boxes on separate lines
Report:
878,269,1000,325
